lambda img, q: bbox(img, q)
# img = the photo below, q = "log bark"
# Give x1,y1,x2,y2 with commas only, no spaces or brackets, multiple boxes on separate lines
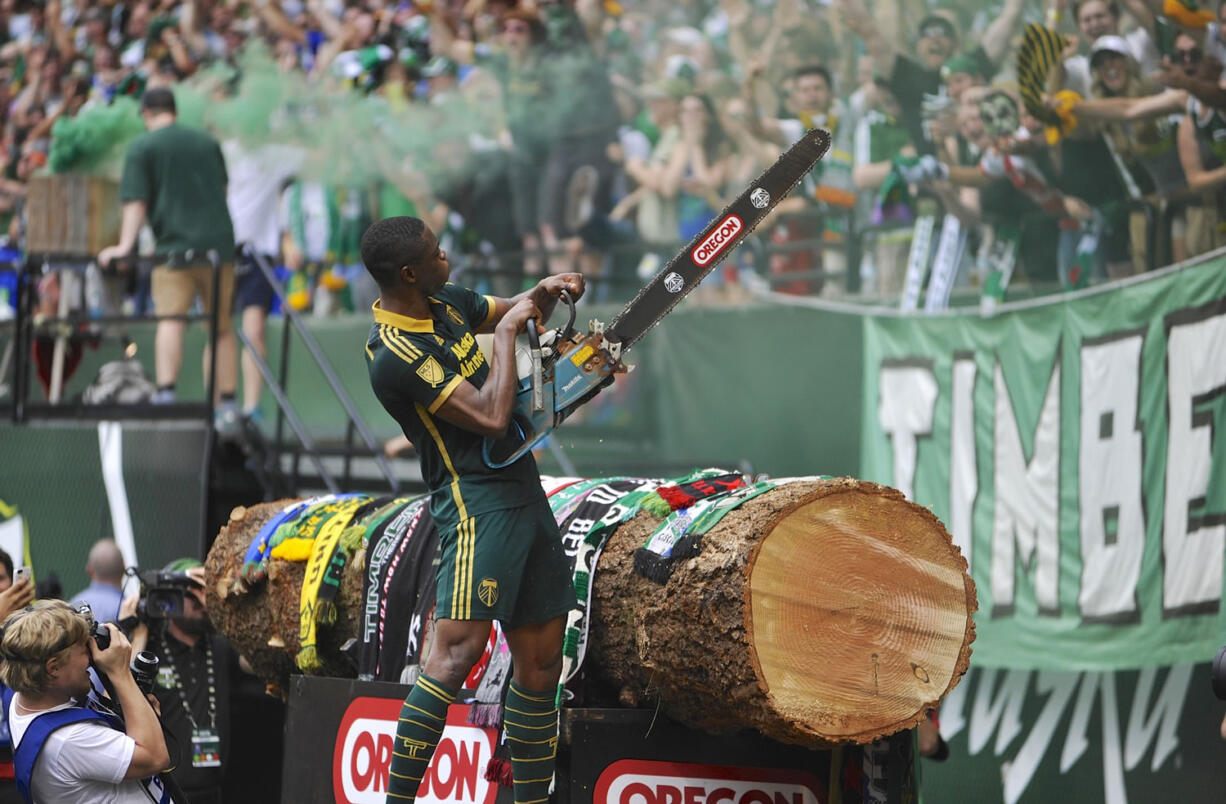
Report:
587,477,975,746
204,501,370,691
205,477,975,746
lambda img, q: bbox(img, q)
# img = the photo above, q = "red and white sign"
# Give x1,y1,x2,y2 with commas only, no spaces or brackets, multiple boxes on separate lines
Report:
594,759,825,804
333,697,499,804
691,215,744,267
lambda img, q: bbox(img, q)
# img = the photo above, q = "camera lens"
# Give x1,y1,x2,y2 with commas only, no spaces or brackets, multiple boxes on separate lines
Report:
132,650,159,675
131,651,160,696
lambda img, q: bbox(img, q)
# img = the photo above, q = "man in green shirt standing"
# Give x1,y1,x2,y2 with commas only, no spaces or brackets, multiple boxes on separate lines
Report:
360,216,582,804
99,88,238,418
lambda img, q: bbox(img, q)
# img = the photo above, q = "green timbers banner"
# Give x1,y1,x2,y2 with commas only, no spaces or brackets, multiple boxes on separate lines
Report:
861,252,1226,671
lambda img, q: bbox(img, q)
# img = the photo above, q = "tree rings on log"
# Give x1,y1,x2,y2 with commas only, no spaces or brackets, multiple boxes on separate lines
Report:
586,477,975,746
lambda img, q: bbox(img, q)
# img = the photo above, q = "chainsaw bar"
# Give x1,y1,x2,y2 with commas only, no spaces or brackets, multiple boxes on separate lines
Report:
607,127,832,352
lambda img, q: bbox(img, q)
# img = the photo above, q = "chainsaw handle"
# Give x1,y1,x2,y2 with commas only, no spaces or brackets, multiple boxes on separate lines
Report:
526,318,544,412
557,289,576,344
526,316,541,352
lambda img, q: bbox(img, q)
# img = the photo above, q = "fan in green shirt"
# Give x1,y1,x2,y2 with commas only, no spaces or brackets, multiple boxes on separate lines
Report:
98,87,239,415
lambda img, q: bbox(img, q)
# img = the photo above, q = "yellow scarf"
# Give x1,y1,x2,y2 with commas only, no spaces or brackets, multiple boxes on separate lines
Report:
295,496,368,671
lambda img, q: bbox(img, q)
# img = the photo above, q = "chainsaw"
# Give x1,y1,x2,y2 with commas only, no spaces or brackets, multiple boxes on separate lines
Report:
482,128,833,468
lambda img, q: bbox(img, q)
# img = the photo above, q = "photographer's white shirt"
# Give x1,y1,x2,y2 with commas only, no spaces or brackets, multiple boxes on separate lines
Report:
7,697,152,803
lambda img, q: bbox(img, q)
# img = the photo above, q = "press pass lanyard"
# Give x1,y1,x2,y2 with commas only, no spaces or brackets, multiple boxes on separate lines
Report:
163,638,220,768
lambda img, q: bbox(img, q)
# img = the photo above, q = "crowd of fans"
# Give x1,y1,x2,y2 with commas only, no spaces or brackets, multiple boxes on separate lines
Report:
0,0,1223,313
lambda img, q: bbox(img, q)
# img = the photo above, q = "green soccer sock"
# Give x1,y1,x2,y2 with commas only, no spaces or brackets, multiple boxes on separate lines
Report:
385,673,457,801
503,680,560,804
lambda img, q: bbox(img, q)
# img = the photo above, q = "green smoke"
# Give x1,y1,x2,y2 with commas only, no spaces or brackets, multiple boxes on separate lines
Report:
47,39,489,189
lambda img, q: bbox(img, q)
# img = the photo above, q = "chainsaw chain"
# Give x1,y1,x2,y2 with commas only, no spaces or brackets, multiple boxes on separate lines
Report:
609,128,833,353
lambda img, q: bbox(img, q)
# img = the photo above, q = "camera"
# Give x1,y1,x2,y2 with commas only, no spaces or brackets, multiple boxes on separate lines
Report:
77,605,162,695
77,604,111,651
131,651,160,695
134,568,200,620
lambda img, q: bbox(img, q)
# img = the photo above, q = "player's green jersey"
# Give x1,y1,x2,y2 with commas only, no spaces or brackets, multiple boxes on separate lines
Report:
365,284,544,528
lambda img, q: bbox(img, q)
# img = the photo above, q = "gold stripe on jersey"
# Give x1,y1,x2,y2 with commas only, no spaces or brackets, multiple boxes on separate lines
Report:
428,376,463,414
477,295,498,331
379,325,422,362
387,328,423,360
414,401,469,519
379,326,419,364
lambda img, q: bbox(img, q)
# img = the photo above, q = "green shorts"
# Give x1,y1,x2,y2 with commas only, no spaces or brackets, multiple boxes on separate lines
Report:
436,500,577,629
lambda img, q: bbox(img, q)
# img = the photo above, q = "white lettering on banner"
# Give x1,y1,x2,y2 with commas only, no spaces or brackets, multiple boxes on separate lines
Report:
941,664,1192,804
415,727,493,804
967,668,1029,755
1060,669,1096,772
1001,670,1079,804
1163,310,1226,613
1100,673,1125,804
691,215,743,266
950,355,978,566
991,360,1060,615
941,666,1191,804
594,761,822,804
334,699,496,804
339,716,395,803
1079,335,1144,620
878,361,937,501
1124,664,1191,771
604,775,817,804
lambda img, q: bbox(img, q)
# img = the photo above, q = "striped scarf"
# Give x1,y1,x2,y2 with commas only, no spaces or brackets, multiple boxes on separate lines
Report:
1016,24,1071,127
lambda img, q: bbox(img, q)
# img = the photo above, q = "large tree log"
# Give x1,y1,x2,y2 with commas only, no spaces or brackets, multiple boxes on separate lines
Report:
203,503,371,687
204,477,975,746
587,477,975,745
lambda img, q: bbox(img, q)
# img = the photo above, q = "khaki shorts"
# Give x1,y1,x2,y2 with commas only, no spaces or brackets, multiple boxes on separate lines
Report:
1185,205,1226,259
151,263,235,331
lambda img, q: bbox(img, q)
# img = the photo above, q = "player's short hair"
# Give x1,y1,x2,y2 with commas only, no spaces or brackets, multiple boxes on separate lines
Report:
360,216,432,289
0,600,89,694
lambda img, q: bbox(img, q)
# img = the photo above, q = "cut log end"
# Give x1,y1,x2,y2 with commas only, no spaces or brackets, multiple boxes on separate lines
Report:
746,481,976,744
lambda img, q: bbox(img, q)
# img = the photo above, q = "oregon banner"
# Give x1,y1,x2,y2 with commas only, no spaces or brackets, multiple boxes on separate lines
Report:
861,252,1226,670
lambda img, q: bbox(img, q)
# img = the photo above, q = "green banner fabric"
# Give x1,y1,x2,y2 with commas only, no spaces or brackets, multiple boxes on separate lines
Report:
861,252,1226,671
926,661,1219,803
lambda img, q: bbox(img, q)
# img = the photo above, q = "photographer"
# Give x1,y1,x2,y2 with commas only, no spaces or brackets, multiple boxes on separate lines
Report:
0,599,171,803
125,560,240,804
0,548,36,803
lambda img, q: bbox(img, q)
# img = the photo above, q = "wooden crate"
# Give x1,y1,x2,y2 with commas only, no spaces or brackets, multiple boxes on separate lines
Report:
25,174,121,257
